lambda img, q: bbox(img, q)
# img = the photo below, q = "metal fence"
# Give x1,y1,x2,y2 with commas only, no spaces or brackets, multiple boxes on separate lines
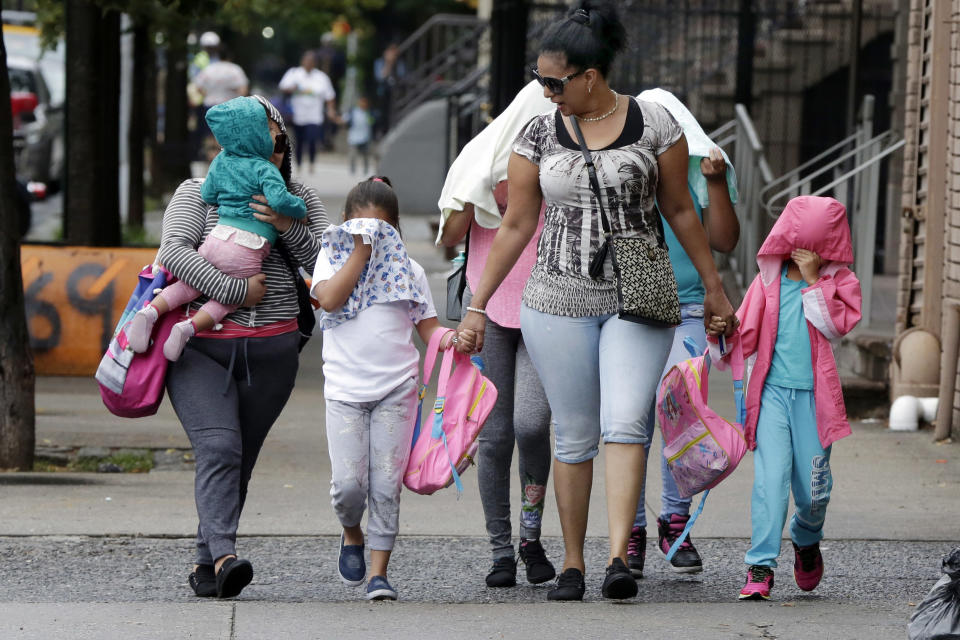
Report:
526,0,896,172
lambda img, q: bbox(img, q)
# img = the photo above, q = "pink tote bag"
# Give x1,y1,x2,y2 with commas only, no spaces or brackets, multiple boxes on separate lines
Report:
404,329,498,495
96,264,179,418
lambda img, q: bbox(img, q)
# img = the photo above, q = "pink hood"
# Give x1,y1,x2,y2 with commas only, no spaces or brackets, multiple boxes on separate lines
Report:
757,196,853,286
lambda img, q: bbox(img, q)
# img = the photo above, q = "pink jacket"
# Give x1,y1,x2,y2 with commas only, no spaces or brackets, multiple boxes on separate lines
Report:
712,196,862,450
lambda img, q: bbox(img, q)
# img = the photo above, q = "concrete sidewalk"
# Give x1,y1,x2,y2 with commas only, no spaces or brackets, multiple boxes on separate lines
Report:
6,156,958,638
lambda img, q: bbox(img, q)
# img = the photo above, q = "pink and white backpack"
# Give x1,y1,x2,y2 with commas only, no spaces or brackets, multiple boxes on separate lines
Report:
656,335,747,558
96,263,179,418
404,328,498,495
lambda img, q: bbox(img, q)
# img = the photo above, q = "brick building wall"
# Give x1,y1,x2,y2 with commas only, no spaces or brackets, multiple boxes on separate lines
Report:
897,0,960,437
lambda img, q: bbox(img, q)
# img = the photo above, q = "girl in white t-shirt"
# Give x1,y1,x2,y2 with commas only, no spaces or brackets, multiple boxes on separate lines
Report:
311,176,473,601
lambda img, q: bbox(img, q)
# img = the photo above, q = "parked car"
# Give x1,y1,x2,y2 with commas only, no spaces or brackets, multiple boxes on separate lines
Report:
8,54,63,189
3,15,65,190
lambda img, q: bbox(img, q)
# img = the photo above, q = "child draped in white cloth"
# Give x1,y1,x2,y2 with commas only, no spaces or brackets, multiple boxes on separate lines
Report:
311,176,475,601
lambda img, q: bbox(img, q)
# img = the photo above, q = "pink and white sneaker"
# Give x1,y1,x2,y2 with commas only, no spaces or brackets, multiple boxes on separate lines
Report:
738,565,774,600
793,542,824,591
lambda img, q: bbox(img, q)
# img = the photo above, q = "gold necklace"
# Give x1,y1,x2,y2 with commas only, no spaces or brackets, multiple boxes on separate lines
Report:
577,90,619,122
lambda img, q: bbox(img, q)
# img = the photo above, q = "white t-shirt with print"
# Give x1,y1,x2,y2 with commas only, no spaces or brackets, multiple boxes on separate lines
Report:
279,67,336,126
312,257,436,403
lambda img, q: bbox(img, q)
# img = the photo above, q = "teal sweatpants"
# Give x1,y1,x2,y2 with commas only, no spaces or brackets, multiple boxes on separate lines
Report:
745,383,833,568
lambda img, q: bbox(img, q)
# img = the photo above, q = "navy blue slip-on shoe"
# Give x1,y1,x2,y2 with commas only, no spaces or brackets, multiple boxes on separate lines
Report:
366,575,398,601
338,533,366,586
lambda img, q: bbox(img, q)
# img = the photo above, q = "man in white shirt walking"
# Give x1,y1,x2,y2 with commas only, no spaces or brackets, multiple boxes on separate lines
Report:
279,50,339,173
192,33,249,160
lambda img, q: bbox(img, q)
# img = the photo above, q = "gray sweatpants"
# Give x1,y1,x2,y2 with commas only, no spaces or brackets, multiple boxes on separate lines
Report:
325,377,419,552
166,331,300,565
465,290,552,560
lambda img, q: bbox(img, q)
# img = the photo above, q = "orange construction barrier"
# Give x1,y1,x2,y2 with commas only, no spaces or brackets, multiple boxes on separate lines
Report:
21,245,159,376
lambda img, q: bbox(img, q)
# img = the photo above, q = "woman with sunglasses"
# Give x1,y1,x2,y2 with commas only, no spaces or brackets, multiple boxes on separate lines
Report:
456,0,737,602
157,95,328,598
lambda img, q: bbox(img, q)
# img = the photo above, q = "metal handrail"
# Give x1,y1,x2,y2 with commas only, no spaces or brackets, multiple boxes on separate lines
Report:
391,14,487,125
760,134,860,200
394,14,484,59
735,105,774,183
805,138,904,198
761,130,901,218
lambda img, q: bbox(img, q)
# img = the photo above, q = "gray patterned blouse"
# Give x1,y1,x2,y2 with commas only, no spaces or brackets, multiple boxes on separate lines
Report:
512,98,683,317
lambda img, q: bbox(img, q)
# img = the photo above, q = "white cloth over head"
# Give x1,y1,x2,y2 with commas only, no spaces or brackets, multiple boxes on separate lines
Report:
436,80,553,238
637,88,739,207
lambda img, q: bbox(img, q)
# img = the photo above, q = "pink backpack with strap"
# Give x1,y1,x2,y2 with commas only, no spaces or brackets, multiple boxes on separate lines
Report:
404,329,498,495
656,335,748,559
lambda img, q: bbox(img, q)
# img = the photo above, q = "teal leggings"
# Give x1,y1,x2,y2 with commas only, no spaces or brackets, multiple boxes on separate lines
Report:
745,383,833,568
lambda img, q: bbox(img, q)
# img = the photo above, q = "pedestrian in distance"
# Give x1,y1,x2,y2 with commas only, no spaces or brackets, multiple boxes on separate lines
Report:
457,0,738,602
438,79,556,589
707,195,861,601
345,96,374,175
279,50,338,174
628,88,741,579
311,176,475,601
158,95,327,599
128,97,307,362
191,38,249,160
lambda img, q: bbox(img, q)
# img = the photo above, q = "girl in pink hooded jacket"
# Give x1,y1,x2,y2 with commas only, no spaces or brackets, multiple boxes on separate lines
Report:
711,195,861,601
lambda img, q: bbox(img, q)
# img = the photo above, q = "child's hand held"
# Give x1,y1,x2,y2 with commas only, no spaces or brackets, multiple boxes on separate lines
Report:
706,315,728,337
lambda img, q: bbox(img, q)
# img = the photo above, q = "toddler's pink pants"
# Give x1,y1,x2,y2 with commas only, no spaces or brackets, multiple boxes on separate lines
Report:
159,233,271,323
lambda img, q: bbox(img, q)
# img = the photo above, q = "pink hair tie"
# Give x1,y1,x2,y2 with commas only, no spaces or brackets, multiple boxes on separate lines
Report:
372,177,384,183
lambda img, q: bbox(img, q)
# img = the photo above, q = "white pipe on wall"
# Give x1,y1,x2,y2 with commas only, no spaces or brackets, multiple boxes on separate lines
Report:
889,396,940,431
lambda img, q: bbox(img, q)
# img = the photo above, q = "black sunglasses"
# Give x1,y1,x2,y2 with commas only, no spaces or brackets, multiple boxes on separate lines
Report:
273,132,288,154
531,68,583,95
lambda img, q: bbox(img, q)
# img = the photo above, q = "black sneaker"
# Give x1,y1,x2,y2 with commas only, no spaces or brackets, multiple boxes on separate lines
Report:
547,567,586,601
518,538,557,585
601,557,638,600
188,564,216,598
657,514,704,573
627,526,646,578
485,555,517,588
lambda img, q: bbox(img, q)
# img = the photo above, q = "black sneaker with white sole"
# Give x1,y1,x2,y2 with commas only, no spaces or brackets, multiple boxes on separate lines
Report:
658,514,704,573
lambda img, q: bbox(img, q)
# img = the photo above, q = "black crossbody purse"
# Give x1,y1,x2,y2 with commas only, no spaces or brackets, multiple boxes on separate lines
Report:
275,240,316,352
569,114,681,327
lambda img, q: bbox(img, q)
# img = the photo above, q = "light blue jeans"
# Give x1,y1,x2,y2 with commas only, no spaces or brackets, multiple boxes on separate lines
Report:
520,305,674,464
745,383,832,567
635,303,706,528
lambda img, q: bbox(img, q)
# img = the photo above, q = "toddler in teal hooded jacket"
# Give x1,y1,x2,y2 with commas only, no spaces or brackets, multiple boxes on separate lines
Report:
127,96,307,362
200,96,306,242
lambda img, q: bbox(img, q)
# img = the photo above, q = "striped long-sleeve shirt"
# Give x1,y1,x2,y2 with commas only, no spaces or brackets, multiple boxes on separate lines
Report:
158,178,328,326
